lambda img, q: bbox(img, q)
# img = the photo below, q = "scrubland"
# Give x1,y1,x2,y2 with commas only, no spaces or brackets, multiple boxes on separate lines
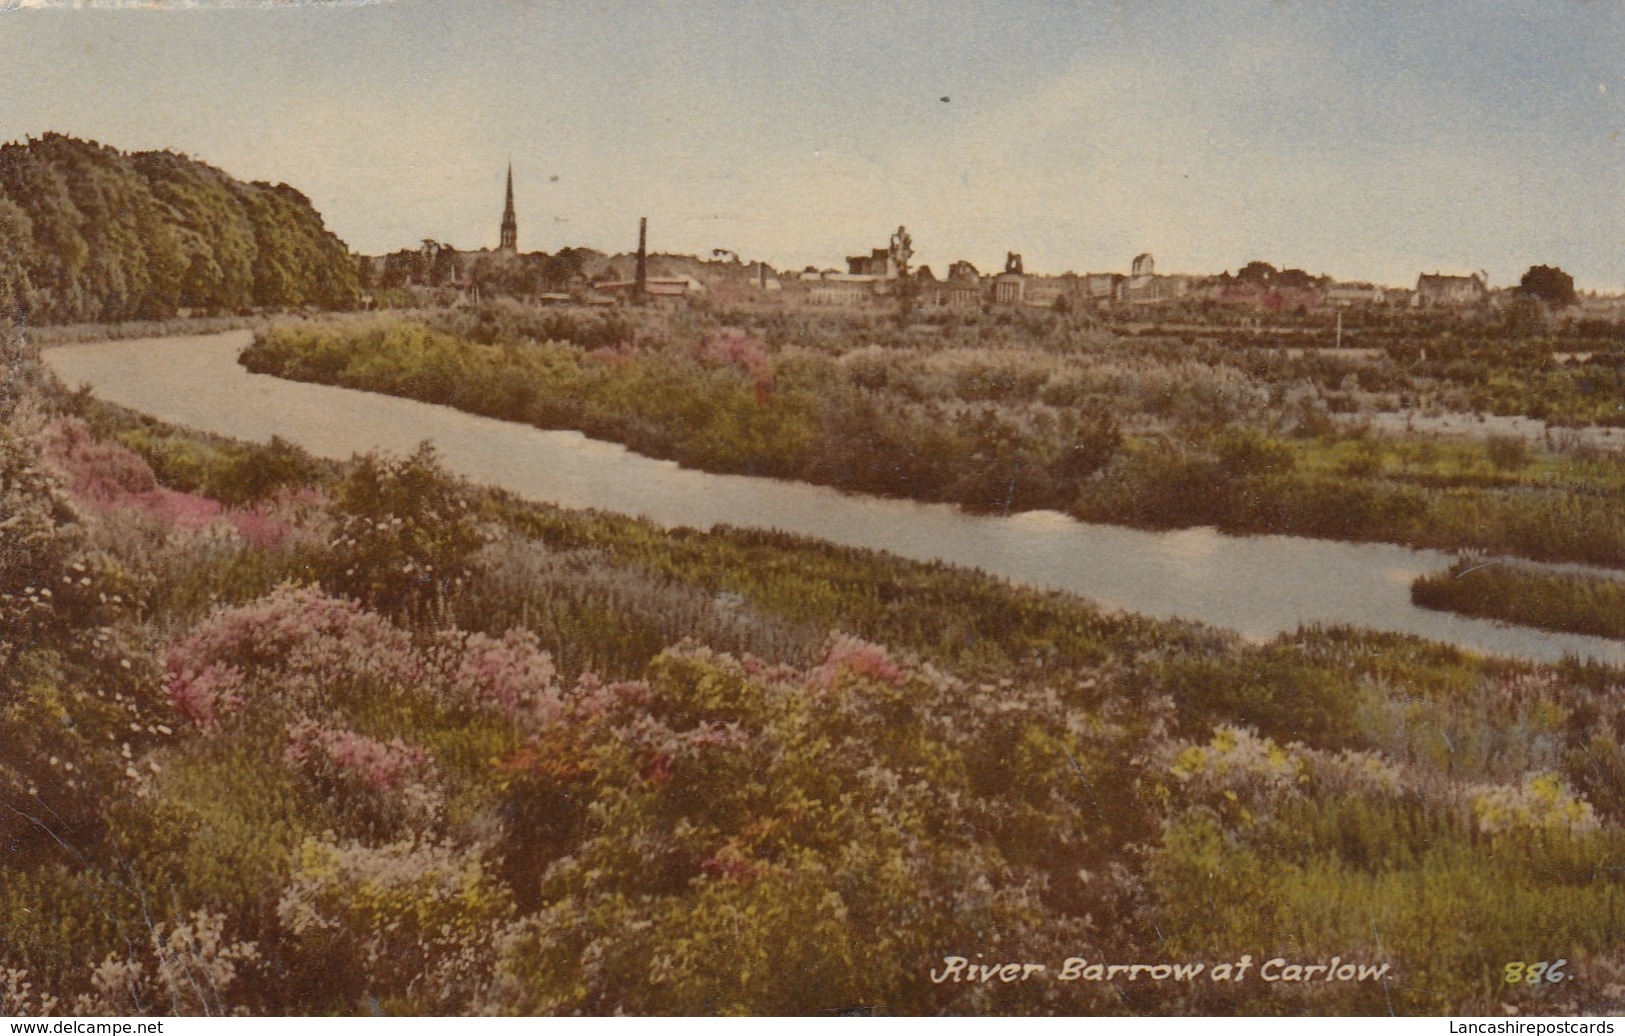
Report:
242,303,1625,571
6,315,1625,1015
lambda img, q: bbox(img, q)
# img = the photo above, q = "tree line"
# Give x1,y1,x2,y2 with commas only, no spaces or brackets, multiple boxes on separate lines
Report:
0,133,359,323
361,240,603,301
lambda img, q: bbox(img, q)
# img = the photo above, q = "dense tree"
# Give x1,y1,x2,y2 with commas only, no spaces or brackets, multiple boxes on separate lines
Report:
1519,264,1576,308
1274,267,1320,290
0,133,359,322
1235,260,1278,284
542,247,589,291
0,196,31,318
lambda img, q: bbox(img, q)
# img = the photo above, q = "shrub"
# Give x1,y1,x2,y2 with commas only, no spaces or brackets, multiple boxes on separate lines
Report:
276,836,513,1014
1469,772,1599,836
284,718,428,792
430,627,565,728
70,911,261,1017
162,585,421,728
0,425,79,645
322,443,490,615
1486,433,1533,472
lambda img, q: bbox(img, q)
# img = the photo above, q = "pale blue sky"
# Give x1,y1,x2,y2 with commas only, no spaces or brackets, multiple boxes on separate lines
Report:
1,0,1622,288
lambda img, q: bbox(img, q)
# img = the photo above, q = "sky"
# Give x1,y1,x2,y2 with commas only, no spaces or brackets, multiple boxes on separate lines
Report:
0,0,1622,289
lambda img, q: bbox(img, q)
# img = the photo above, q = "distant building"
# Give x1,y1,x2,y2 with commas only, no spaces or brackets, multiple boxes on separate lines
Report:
1021,275,1069,309
1119,252,1162,304
1327,282,1387,305
750,262,782,292
942,273,983,310
593,275,705,301
1123,278,1182,304
991,252,1025,305
844,228,915,279
1079,273,1122,300
1415,272,1487,307
808,275,877,306
847,248,896,278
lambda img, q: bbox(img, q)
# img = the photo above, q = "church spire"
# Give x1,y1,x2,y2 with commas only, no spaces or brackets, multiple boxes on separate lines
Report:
499,162,518,253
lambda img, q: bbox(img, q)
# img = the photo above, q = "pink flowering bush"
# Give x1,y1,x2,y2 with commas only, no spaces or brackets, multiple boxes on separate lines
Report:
223,505,293,548
284,717,428,791
808,633,908,691
691,330,774,400
432,628,563,726
40,415,225,530
35,414,308,552
163,582,596,734
39,415,159,501
163,585,421,727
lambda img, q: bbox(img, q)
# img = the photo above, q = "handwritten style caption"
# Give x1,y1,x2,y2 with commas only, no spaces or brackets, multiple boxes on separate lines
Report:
929,954,1391,985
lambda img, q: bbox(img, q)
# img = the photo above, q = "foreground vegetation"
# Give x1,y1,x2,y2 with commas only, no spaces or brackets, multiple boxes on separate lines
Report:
1414,560,1625,641
241,308,1625,568
5,316,1625,1015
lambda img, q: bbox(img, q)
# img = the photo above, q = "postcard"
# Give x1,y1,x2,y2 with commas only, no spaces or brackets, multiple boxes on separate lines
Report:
2,0,1624,1021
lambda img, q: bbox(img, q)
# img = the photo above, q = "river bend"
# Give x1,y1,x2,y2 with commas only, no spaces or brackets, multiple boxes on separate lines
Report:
42,331,1625,666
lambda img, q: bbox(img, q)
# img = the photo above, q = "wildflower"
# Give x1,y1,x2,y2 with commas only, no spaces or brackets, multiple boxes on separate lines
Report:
284,718,428,791
162,586,421,727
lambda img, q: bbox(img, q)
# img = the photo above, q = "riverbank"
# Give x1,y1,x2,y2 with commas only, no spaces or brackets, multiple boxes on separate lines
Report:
1413,559,1625,641
238,313,1625,570
11,317,1625,1013
45,331,1625,663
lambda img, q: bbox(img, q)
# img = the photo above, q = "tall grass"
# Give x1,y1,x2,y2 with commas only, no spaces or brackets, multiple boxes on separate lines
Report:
1413,560,1625,640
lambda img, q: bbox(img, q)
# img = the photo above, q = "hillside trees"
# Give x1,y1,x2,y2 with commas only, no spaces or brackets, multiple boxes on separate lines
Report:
0,196,31,316
0,133,358,322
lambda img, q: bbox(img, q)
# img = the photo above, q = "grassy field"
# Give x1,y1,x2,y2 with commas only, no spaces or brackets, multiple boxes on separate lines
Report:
6,317,1625,1015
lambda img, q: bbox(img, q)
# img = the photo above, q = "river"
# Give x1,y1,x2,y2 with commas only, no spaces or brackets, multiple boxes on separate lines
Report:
42,331,1625,666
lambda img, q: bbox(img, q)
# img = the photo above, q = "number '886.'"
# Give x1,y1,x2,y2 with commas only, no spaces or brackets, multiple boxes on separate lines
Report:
1503,960,1567,984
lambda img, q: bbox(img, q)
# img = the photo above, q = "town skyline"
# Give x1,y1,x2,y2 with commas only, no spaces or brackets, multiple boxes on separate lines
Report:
1,0,1622,289
373,164,1601,296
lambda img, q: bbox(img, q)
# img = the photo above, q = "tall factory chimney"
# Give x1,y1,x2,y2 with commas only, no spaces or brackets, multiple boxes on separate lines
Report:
635,217,648,298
